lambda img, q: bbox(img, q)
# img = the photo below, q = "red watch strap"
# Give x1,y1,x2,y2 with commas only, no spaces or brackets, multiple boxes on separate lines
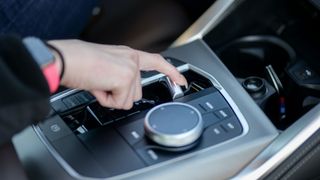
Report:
42,63,60,93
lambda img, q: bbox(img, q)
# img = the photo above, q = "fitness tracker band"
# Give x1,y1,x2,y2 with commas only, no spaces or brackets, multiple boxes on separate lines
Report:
23,37,60,93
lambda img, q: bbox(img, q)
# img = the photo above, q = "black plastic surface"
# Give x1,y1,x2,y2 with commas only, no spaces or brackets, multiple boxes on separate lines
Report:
78,128,146,176
52,134,108,178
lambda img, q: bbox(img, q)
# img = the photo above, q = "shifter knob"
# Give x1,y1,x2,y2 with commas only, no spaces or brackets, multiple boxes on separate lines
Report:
144,102,203,147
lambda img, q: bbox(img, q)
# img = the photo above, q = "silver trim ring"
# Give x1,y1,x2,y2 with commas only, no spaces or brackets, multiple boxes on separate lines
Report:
144,102,203,147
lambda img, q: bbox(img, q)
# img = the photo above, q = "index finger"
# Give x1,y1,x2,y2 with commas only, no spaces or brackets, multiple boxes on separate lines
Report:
137,51,187,86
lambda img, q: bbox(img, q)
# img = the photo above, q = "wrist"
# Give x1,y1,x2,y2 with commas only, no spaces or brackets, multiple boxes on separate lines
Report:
47,41,67,85
46,42,64,80
23,37,60,93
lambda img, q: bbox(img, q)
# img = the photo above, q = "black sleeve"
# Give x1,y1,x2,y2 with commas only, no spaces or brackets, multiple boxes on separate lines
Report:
0,35,51,147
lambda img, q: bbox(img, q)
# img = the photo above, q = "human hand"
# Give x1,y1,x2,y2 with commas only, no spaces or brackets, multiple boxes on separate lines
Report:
48,40,187,109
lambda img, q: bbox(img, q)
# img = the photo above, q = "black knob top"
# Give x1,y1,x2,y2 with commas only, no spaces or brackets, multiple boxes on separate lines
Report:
144,102,203,147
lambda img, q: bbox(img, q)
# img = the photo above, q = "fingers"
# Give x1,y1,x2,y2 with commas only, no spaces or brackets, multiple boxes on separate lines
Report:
90,73,142,110
91,89,130,109
134,73,142,101
137,51,188,86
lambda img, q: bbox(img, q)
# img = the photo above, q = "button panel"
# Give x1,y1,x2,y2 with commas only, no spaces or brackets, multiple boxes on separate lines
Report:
51,91,95,113
44,78,244,177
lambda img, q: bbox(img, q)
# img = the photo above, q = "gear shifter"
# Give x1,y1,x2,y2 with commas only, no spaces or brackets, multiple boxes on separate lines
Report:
162,76,184,100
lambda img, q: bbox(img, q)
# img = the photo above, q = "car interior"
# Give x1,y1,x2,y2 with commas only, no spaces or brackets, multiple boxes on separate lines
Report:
2,0,320,179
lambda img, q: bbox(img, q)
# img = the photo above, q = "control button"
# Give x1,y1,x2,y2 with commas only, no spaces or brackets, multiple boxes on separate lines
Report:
38,115,72,141
294,67,316,80
197,101,215,112
131,131,140,139
202,112,220,128
51,100,68,113
202,125,227,145
205,102,214,110
214,108,233,120
82,91,95,101
50,124,61,132
136,148,164,165
213,127,222,135
220,119,242,134
226,122,235,129
117,118,144,145
64,96,81,108
62,92,95,109
144,102,203,147
147,149,158,161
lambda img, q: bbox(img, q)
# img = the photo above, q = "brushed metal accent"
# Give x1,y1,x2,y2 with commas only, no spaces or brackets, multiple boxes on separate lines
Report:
233,104,320,179
171,0,239,47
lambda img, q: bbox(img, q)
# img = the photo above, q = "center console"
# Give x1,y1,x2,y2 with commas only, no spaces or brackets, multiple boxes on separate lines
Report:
35,56,248,178
12,39,278,180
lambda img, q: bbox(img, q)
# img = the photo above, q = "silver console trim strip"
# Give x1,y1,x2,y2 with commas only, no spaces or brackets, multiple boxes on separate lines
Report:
233,104,320,179
49,64,190,102
50,89,80,102
171,0,240,47
34,63,249,180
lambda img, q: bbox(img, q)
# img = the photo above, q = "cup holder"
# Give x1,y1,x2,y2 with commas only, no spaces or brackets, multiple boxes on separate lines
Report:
216,35,300,128
217,35,296,78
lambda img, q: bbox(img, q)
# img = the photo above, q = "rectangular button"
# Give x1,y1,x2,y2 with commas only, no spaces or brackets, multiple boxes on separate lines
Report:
197,101,215,112
117,118,144,146
38,115,72,141
76,91,95,103
51,100,68,113
63,96,80,109
202,112,220,128
214,108,233,120
205,102,214,110
62,91,95,109
220,118,242,135
213,127,223,135
136,148,168,165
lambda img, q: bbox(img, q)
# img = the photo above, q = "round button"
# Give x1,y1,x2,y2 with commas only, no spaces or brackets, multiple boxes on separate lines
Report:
242,76,266,98
144,102,203,147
